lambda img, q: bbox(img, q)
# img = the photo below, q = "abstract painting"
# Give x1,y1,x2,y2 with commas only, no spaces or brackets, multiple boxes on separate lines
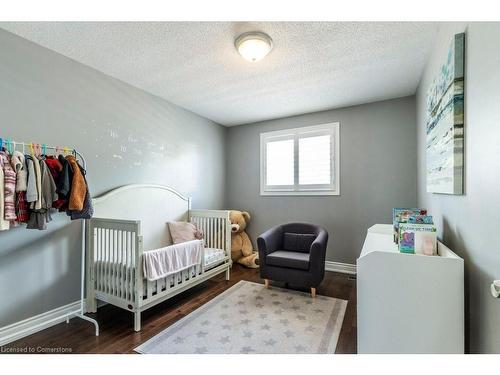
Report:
426,33,465,194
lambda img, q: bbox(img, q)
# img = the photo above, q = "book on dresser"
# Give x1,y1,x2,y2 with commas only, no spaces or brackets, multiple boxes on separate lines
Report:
399,223,437,256
392,208,428,243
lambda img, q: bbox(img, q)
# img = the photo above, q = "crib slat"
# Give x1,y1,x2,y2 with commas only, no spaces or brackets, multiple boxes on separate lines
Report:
129,231,133,301
111,229,115,296
217,218,222,249
107,229,111,295
96,228,100,291
128,231,132,301
211,217,214,248
117,230,122,298
101,228,105,293
131,231,136,301
115,229,119,297
101,228,105,292
107,229,112,295
122,231,127,300
103,229,107,294
124,231,128,301
112,229,116,296
119,230,122,298
95,228,100,292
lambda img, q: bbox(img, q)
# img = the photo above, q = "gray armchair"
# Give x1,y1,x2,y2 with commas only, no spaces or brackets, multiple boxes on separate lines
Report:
257,223,328,297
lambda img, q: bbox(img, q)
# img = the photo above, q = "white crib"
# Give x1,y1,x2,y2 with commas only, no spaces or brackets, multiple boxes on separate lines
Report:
85,184,231,331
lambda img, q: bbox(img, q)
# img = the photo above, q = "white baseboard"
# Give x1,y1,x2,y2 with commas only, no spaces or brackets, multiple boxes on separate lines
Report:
0,301,83,346
325,261,357,275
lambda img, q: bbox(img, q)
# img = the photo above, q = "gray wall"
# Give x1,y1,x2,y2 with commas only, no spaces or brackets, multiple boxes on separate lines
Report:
226,96,417,265
0,29,226,327
416,22,500,353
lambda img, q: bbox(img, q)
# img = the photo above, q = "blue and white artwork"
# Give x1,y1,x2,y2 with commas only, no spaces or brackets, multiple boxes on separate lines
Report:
426,33,465,195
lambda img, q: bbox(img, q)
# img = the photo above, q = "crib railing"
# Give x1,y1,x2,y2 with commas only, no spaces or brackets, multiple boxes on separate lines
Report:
86,218,143,313
86,210,232,331
189,209,231,259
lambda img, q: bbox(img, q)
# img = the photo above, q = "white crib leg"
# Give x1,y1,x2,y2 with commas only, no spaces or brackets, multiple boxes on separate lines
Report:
225,267,230,281
134,311,141,332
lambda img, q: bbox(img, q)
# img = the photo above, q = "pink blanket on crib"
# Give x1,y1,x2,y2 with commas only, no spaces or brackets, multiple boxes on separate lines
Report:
142,240,204,281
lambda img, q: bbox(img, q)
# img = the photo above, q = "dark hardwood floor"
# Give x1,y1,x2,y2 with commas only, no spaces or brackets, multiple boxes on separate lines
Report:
4,265,357,354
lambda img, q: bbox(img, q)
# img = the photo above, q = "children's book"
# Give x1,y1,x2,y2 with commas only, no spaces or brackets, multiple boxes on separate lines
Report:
407,215,433,224
392,208,428,243
398,223,437,256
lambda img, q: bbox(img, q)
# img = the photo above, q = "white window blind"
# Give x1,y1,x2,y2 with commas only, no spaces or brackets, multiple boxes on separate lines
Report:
260,122,340,196
299,135,331,185
265,139,294,186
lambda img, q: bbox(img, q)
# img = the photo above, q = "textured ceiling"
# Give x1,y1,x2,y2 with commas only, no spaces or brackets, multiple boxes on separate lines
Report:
0,22,439,126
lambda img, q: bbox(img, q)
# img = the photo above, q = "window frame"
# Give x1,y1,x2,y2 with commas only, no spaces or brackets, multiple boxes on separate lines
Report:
260,122,340,196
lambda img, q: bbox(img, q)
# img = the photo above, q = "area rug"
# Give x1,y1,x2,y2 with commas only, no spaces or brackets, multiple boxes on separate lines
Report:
135,280,347,354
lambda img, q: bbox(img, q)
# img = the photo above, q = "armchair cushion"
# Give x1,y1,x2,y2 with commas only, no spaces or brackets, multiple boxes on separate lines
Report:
283,232,316,253
266,250,310,271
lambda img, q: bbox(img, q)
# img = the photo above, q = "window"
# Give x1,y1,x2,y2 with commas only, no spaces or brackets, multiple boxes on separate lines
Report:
260,122,340,195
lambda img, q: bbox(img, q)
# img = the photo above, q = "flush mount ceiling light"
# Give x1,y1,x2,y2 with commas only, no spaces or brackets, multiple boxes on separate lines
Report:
235,32,273,62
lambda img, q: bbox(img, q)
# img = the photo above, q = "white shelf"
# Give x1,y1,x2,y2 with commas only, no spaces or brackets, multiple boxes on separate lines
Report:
357,224,464,354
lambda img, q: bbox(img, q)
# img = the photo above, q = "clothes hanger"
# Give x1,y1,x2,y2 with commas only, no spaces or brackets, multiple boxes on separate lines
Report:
5,139,12,154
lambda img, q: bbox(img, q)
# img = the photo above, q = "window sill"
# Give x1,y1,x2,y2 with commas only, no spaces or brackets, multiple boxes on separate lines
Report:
260,190,340,196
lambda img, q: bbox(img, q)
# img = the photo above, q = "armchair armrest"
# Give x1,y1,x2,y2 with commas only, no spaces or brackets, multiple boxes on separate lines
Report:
309,228,328,272
257,225,283,257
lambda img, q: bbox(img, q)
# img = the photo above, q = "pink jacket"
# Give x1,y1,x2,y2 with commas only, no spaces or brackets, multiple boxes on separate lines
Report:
0,151,17,221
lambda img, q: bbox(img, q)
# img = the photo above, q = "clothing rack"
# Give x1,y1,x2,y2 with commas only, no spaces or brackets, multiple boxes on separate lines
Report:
0,138,99,336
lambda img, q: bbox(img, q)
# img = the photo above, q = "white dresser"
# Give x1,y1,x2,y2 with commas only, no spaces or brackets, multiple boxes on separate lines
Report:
357,224,464,353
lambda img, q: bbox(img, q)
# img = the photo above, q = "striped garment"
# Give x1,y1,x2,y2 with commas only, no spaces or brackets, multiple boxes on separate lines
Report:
15,191,29,223
0,151,17,221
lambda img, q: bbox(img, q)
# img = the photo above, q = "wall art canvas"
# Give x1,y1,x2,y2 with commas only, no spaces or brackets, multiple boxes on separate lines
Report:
426,33,465,194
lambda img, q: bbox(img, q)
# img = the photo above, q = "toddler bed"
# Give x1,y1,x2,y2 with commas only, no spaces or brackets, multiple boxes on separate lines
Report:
85,184,231,331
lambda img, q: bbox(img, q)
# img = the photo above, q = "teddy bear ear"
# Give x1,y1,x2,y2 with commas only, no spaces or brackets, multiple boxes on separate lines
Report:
242,211,251,222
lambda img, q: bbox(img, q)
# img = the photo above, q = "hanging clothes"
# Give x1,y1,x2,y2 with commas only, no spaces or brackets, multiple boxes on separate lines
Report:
15,192,29,223
26,160,58,230
0,142,92,230
45,156,65,210
44,156,62,178
11,151,29,223
0,150,16,221
56,154,73,211
25,155,37,204
67,162,93,220
0,165,9,231
12,151,27,192
39,160,58,210
65,155,87,211
31,156,42,210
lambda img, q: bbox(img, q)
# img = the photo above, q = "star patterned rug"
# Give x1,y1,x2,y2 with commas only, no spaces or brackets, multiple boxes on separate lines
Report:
135,280,347,354
135,281,347,354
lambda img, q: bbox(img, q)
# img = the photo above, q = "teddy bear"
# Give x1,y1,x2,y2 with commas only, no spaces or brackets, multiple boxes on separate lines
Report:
229,210,259,268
